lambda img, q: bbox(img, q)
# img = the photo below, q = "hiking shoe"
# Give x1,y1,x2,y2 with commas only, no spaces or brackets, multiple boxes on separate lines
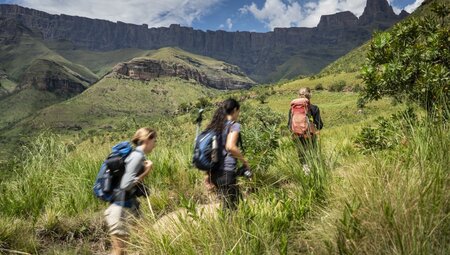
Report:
302,164,311,175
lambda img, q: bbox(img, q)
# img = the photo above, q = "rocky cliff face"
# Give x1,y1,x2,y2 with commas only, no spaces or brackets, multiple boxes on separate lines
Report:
317,11,358,29
111,58,255,90
19,59,89,97
0,0,407,82
0,17,25,45
358,0,402,26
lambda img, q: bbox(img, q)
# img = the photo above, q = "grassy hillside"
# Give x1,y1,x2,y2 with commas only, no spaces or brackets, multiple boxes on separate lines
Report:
0,31,99,133
0,33,97,83
49,46,149,77
319,44,369,75
264,53,332,82
0,78,16,93
0,46,258,159
49,46,257,85
22,77,217,131
0,88,60,130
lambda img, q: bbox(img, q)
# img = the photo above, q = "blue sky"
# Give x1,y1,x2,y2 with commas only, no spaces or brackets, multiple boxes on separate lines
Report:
0,0,422,32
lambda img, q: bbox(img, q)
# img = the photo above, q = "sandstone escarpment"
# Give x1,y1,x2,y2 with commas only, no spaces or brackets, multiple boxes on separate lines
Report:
0,0,408,82
111,58,255,90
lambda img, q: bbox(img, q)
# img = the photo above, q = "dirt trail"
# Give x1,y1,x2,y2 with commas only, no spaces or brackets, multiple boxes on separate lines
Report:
152,202,221,233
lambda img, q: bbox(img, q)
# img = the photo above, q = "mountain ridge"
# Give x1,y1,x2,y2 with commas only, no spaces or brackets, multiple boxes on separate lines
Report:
0,0,407,82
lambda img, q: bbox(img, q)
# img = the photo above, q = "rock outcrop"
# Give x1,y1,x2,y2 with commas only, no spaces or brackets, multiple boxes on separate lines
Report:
0,0,408,82
111,58,255,90
358,0,399,26
318,11,358,29
19,59,88,97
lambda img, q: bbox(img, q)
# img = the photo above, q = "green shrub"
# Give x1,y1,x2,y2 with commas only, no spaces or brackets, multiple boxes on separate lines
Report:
354,107,417,153
329,80,346,92
336,113,449,254
315,83,324,91
195,97,212,109
360,4,450,115
256,92,269,104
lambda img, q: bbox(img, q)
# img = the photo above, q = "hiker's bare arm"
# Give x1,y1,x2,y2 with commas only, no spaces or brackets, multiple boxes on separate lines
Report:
226,131,249,168
137,160,152,183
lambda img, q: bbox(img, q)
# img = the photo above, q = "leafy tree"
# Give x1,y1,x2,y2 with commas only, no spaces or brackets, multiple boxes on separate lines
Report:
360,3,449,116
257,92,269,104
195,97,212,109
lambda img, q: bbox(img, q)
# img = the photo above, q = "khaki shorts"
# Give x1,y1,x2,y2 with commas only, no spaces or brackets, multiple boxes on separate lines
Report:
104,203,138,236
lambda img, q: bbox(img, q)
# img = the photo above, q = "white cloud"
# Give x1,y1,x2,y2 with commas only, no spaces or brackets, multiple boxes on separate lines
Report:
300,0,367,28
240,0,418,30
404,0,424,13
226,18,233,30
16,0,222,27
240,0,303,30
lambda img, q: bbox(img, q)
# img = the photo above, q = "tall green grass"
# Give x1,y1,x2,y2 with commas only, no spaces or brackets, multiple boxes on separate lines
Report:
336,121,449,254
128,136,332,255
0,93,447,254
296,113,449,254
0,103,331,253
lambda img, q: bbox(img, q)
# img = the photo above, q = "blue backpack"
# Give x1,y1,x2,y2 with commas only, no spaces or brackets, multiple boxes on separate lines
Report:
93,142,133,202
193,122,234,172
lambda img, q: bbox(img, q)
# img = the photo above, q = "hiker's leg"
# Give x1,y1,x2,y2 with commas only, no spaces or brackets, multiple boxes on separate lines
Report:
224,183,240,210
105,204,130,254
223,171,240,210
111,235,127,255
204,172,215,192
212,171,239,211
296,137,308,164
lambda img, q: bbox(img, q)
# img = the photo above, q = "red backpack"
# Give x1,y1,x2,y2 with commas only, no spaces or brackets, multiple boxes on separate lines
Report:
290,98,315,138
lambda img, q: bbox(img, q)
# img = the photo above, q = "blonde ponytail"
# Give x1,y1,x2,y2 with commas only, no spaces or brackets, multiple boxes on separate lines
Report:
132,127,157,146
298,87,311,99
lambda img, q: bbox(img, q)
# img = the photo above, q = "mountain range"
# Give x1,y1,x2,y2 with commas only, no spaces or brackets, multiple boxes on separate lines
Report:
0,0,411,155
0,0,406,85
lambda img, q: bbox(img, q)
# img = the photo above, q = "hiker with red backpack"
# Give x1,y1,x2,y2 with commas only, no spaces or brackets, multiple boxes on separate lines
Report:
94,128,157,255
288,87,323,174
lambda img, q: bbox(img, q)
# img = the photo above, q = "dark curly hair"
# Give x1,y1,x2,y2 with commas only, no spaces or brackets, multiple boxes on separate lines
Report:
206,98,240,133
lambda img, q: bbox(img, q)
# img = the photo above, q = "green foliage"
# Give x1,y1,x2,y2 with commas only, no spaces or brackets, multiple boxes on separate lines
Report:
256,91,269,104
240,105,283,172
315,83,324,91
329,80,347,92
354,108,417,153
195,97,212,109
361,5,450,115
177,102,193,114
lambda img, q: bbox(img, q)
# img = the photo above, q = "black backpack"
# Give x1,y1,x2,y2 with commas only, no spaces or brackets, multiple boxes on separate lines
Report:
93,142,132,202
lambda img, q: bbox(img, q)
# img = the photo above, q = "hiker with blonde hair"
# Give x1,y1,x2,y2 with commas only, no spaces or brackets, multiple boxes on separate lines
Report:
103,127,157,255
288,87,323,174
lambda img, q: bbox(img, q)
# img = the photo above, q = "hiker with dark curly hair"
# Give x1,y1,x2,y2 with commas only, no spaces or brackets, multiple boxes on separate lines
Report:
205,99,250,210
